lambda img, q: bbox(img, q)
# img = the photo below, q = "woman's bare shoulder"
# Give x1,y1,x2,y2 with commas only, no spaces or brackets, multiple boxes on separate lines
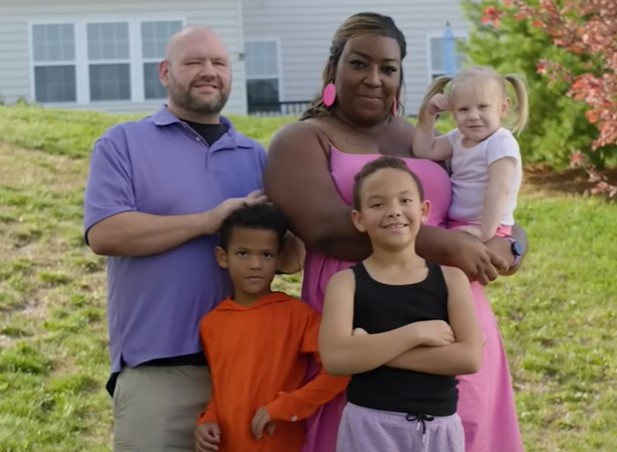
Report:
377,116,416,157
269,119,330,154
390,116,416,138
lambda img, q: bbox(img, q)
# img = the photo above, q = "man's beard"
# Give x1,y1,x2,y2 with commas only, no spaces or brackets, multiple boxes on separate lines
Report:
168,77,229,115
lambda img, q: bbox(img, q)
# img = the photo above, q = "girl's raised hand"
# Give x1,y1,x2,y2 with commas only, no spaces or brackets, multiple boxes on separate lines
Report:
427,93,449,116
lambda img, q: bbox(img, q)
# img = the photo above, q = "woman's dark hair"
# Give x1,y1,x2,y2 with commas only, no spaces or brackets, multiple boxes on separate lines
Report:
219,204,288,250
352,156,425,210
301,12,407,121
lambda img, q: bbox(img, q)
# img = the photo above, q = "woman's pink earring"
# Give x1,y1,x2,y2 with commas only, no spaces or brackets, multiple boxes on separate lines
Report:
322,83,336,107
392,98,398,116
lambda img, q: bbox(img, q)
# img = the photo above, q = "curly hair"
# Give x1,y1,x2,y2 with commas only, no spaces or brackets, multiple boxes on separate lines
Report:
219,204,288,250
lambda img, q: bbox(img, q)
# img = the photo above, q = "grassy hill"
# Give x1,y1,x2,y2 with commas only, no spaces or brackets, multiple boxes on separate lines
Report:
0,105,615,451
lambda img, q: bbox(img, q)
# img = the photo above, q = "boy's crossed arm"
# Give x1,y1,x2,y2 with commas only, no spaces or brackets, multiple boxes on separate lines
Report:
253,306,350,438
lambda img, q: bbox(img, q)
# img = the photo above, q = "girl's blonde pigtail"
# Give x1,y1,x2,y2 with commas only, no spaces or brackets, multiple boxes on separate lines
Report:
417,76,451,123
504,74,529,134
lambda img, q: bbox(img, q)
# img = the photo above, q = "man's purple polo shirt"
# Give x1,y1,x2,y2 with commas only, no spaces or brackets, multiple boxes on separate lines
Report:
84,106,266,373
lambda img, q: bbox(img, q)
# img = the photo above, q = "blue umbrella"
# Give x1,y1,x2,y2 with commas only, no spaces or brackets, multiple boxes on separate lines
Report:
442,22,457,76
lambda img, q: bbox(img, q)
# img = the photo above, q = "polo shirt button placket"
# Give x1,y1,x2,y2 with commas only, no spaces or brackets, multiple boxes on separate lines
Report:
196,136,211,169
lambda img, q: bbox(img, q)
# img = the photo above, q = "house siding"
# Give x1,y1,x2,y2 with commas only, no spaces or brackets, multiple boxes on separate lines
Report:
0,0,247,115
242,0,469,115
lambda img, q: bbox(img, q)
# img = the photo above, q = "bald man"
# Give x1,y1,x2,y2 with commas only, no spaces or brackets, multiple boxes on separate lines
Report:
83,26,268,451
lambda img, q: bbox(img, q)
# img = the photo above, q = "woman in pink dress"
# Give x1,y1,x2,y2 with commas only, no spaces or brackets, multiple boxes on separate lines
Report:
264,12,526,452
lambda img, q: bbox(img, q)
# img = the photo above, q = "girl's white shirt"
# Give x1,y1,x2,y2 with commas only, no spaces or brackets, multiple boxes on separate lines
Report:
446,127,522,227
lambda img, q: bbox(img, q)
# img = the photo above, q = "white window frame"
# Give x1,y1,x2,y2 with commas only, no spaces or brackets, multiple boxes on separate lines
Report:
29,23,78,103
426,32,468,84
244,38,284,104
86,21,133,102
29,17,185,105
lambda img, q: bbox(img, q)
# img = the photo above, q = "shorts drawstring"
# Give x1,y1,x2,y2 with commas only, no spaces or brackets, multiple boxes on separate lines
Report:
406,412,435,445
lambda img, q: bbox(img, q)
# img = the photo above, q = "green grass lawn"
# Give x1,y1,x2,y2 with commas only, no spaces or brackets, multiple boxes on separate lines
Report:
0,105,615,451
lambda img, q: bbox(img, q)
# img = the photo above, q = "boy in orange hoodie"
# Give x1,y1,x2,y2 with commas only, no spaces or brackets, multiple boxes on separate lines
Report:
195,204,349,452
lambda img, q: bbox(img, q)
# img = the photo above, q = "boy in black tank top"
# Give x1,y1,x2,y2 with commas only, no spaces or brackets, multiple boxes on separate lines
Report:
318,156,483,451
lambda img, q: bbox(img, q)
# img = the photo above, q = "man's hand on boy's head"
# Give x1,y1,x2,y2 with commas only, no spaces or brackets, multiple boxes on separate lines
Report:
251,407,276,439
448,231,507,284
195,422,221,451
209,190,269,235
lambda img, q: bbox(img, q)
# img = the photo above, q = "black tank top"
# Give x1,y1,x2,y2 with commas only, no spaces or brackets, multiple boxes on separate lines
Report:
346,262,458,416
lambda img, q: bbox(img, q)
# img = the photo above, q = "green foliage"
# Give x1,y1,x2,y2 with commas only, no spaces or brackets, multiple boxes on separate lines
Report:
489,193,617,450
461,0,617,168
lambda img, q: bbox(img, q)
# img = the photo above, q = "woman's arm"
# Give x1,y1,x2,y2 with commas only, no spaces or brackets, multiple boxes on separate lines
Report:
276,232,306,274
416,226,509,284
318,270,447,376
385,266,484,375
264,122,371,261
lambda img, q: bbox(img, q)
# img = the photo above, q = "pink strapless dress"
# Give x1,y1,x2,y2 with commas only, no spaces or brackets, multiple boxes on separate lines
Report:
301,146,524,452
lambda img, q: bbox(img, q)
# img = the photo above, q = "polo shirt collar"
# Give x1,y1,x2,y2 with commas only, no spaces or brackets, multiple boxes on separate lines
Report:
151,106,254,149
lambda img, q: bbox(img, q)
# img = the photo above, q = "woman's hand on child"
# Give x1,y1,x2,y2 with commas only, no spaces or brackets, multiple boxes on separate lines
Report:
410,320,455,347
427,93,449,116
485,236,517,275
252,407,276,439
448,231,508,284
195,422,221,451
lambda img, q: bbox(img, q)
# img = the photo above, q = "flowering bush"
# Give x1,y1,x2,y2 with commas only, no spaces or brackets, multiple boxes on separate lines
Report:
511,0,617,150
462,0,616,197
510,0,617,197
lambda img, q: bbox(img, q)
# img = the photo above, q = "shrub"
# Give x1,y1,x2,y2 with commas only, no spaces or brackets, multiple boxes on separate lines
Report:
461,0,617,169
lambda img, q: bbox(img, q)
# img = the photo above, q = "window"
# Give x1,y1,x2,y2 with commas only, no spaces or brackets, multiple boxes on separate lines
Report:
141,20,183,99
32,24,77,102
428,36,467,81
87,22,131,101
244,41,280,113
30,19,183,104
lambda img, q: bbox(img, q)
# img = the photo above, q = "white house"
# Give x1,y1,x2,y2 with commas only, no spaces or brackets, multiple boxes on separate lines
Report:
0,0,469,116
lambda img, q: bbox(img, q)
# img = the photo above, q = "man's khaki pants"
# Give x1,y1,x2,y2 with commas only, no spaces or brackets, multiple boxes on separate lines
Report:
113,365,211,451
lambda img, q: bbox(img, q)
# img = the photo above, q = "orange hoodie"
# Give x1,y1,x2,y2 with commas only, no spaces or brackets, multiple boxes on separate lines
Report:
198,292,349,452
